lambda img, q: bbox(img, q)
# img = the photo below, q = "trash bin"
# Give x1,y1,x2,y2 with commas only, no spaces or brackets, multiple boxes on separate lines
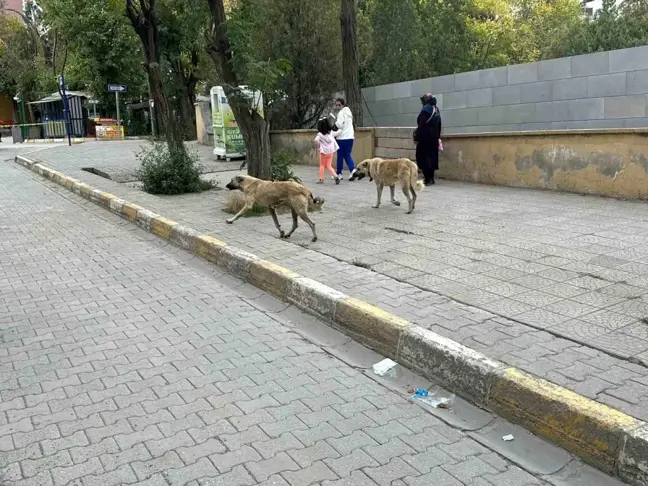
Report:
11,126,23,143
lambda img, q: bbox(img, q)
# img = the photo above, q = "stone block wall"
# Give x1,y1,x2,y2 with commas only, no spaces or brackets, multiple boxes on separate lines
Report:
270,128,374,167
374,127,648,199
362,46,648,133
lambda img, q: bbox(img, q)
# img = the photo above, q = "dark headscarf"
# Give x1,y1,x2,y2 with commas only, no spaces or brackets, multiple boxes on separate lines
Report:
419,93,439,120
420,93,437,107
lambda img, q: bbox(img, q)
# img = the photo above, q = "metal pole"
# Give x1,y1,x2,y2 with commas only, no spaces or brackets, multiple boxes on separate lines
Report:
115,92,121,140
17,95,27,139
59,75,72,146
149,99,156,138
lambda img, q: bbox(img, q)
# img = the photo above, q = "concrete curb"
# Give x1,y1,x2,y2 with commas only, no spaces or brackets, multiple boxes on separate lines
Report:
14,155,648,486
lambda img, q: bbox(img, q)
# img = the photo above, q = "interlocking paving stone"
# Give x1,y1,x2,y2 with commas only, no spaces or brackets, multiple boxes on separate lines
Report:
23,142,648,421
0,160,630,485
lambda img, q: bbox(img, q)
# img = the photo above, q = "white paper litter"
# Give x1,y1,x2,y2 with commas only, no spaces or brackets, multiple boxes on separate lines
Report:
502,434,515,441
372,358,397,376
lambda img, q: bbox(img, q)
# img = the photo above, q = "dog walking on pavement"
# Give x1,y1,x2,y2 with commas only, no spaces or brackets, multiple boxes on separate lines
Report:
225,175,324,242
350,157,424,214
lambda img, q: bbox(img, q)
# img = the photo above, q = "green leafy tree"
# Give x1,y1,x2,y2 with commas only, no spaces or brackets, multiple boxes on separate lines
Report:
363,0,425,86
361,0,476,84
40,0,148,113
0,14,36,96
341,0,363,126
512,0,584,61
207,0,287,179
126,0,211,195
228,0,342,129
561,0,648,55
360,0,586,86
126,0,184,148
157,0,211,140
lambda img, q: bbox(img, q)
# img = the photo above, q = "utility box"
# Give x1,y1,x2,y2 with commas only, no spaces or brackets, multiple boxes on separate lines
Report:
11,126,23,143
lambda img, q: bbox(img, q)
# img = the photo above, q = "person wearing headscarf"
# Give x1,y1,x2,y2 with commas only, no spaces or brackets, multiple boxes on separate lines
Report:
414,93,441,185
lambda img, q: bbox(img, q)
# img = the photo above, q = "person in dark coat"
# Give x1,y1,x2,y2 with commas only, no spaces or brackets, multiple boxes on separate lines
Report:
414,93,441,185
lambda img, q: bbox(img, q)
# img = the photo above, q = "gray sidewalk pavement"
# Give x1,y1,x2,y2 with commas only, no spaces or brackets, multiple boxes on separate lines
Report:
1,161,628,486
19,141,648,423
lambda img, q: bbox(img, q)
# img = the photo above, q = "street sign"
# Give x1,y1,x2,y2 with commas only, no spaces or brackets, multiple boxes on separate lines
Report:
108,84,128,93
108,84,127,140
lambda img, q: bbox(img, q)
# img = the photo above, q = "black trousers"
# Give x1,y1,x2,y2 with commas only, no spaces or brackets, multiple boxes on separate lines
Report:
416,140,439,183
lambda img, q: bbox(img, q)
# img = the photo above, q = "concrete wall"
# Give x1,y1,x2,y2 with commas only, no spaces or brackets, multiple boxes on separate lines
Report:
375,127,648,199
271,128,374,167
194,102,213,146
362,46,648,133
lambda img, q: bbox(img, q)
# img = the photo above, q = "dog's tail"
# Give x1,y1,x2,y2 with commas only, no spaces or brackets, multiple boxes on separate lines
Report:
307,188,325,206
410,164,425,192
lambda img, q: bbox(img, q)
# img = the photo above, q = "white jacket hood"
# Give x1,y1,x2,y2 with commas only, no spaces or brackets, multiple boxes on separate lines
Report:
334,106,354,140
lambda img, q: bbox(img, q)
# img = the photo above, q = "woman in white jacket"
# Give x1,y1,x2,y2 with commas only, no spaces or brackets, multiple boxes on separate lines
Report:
332,98,356,180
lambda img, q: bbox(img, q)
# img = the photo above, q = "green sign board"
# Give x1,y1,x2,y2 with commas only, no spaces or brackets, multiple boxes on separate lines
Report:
210,86,263,159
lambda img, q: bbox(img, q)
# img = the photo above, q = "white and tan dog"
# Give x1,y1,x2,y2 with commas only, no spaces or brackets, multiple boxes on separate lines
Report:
225,175,323,242
350,157,424,213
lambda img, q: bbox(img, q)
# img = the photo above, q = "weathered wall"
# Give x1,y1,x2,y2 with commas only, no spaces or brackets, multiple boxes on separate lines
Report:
270,128,374,167
362,45,648,133
376,127,648,199
194,102,213,146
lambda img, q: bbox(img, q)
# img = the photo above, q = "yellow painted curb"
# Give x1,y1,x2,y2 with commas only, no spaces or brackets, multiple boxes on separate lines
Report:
121,203,143,222
194,235,227,263
97,192,116,208
335,297,412,357
488,367,640,473
78,183,93,199
151,216,178,240
62,177,76,190
249,260,300,297
51,171,65,184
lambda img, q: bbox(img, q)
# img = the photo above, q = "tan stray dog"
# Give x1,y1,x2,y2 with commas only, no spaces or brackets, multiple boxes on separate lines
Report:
225,175,324,242
350,157,424,213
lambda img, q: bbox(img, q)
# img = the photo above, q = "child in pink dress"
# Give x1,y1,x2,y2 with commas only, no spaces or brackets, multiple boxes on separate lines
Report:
314,119,340,184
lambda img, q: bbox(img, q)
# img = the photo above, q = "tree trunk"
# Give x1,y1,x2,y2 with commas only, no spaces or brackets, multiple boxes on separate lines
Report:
340,0,363,126
146,61,183,151
179,90,197,140
206,0,271,179
171,60,197,141
238,113,271,179
169,53,198,141
126,0,184,152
